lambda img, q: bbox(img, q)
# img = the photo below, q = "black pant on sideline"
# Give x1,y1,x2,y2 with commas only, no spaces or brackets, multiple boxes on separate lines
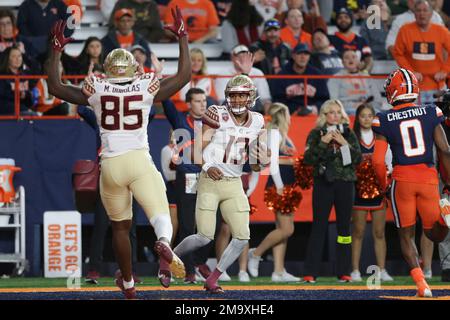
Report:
175,171,213,276
304,177,354,278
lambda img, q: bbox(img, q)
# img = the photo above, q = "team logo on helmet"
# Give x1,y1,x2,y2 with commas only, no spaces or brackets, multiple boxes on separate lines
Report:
384,68,419,104
225,74,257,115
222,113,229,121
103,48,138,84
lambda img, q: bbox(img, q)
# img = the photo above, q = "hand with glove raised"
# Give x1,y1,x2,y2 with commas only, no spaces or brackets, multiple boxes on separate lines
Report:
50,20,73,52
164,6,188,39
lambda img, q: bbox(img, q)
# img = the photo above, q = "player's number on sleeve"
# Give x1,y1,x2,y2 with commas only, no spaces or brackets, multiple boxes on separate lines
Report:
400,119,425,157
101,95,143,130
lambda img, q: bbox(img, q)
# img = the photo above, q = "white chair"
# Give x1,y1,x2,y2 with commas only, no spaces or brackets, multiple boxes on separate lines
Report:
72,26,108,41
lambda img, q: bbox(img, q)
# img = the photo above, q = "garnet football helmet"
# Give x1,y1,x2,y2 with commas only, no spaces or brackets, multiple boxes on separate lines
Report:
225,74,257,115
103,48,138,84
384,68,419,104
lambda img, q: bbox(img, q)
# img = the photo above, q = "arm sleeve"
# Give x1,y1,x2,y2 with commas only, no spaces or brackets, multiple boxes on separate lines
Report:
17,4,31,36
385,144,393,173
246,171,260,197
269,130,284,189
442,28,450,73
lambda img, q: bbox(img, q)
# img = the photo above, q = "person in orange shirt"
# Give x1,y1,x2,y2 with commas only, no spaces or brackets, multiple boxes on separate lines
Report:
165,0,220,43
101,8,151,63
279,8,311,50
393,0,450,105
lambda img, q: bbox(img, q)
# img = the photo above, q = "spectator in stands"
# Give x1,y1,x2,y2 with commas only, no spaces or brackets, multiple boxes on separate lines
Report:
64,36,104,76
221,0,263,54
359,0,392,60
393,0,450,104
254,0,285,24
212,0,232,24
276,0,327,34
0,10,37,58
250,18,291,75
327,49,383,115
131,44,152,73
0,45,38,116
386,0,443,57
329,7,373,72
101,8,151,62
165,0,220,43
214,44,272,114
350,103,394,283
171,48,217,112
271,42,329,115
160,130,178,245
109,0,167,43
280,8,312,50
429,0,450,28
332,0,371,23
302,99,362,283
309,28,344,75
17,0,73,58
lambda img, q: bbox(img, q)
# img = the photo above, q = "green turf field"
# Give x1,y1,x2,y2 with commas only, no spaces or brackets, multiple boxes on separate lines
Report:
0,276,447,288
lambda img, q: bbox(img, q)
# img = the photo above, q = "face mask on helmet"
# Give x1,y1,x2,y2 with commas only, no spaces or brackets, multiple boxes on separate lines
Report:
225,75,257,115
103,48,138,84
384,68,419,105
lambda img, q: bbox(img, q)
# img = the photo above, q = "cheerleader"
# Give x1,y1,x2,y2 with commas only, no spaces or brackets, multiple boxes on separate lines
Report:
351,103,393,282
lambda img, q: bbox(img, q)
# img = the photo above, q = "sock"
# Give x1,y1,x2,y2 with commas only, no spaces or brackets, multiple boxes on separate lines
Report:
174,234,211,257
123,278,135,289
150,214,173,241
207,268,222,285
216,239,248,273
410,267,425,285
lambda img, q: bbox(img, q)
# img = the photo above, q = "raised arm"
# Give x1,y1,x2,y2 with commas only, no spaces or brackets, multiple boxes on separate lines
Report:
154,6,191,102
47,20,89,106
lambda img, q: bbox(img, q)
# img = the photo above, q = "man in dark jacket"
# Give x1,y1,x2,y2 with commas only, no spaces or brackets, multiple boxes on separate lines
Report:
109,0,167,43
270,42,329,115
101,8,151,64
250,18,291,75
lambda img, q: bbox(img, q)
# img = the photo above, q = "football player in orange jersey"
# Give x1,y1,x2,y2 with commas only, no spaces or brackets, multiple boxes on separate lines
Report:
46,7,191,299
372,68,450,297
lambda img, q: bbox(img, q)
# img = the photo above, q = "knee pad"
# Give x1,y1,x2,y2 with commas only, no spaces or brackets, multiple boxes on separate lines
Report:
337,235,352,244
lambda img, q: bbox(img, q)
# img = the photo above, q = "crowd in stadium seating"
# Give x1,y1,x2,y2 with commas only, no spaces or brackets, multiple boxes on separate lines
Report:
2,0,450,283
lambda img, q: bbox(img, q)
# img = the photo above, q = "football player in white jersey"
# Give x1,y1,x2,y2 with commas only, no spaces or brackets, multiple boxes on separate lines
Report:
46,8,190,299
173,74,271,293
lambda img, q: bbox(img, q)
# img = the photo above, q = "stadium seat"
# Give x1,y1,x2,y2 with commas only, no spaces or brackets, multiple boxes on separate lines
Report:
81,0,97,7
161,60,233,76
80,9,106,25
151,43,223,59
72,26,108,41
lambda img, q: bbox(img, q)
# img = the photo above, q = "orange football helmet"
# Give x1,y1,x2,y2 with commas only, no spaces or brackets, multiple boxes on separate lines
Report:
384,68,419,104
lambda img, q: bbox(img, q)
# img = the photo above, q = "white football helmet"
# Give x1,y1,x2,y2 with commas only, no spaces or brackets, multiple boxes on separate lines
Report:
225,74,257,115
